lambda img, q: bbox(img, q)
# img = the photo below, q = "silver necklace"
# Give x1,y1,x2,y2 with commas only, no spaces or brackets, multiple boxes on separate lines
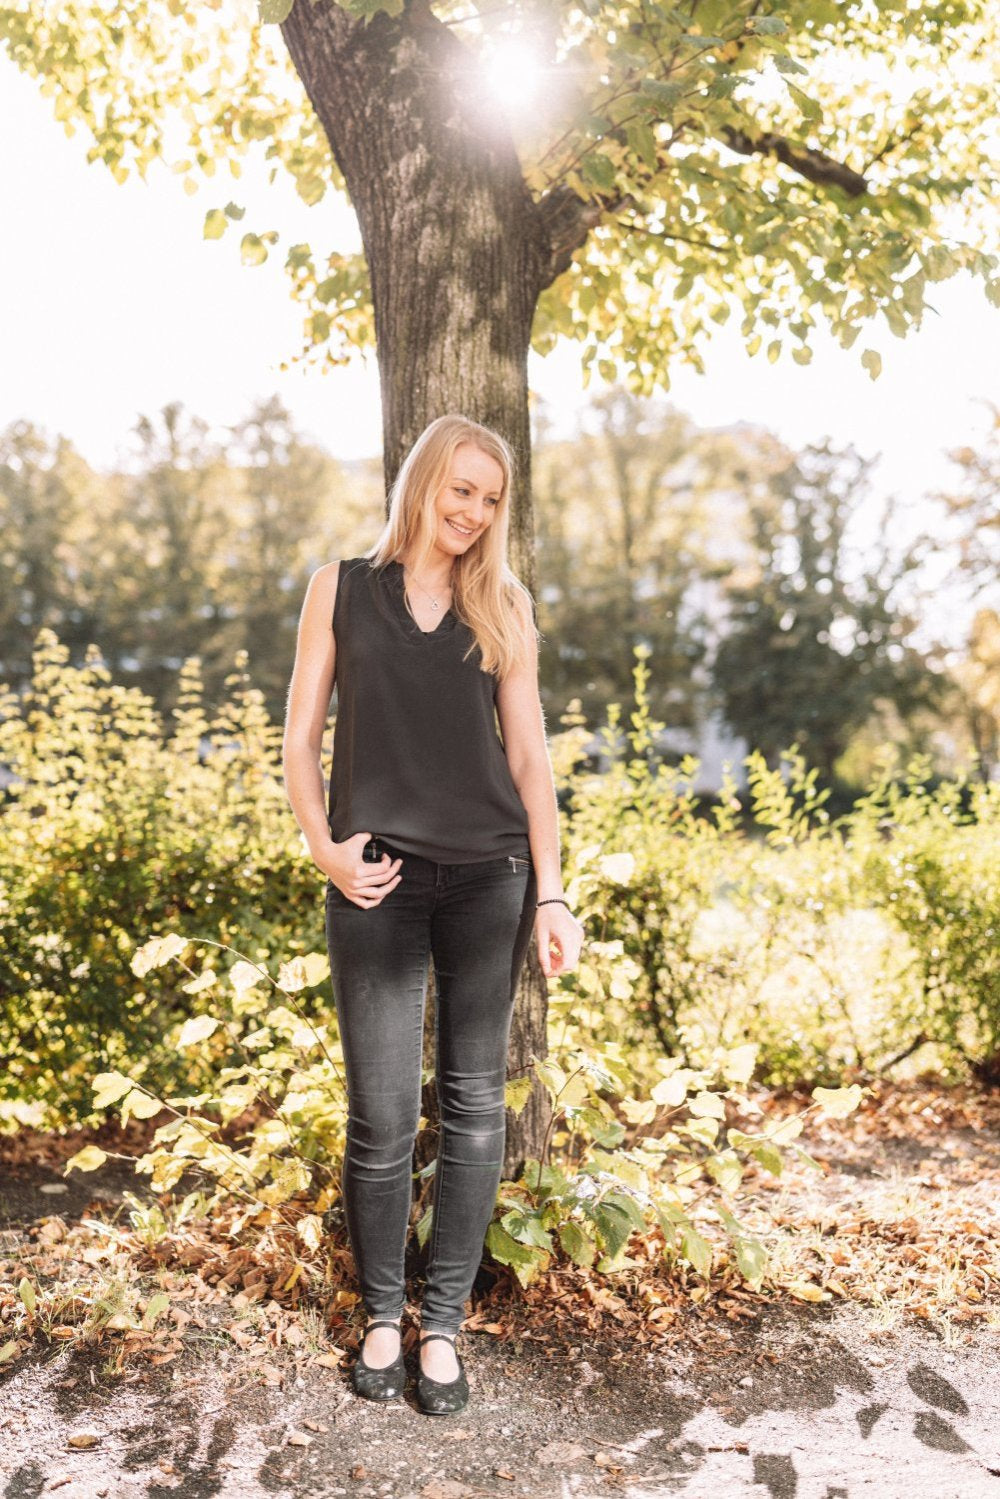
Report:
403,565,452,612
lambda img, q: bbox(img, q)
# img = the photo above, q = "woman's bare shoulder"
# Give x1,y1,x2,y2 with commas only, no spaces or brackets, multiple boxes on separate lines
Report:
312,558,342,597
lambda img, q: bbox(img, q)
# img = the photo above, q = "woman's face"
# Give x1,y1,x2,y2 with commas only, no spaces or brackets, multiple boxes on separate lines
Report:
432,442,505,556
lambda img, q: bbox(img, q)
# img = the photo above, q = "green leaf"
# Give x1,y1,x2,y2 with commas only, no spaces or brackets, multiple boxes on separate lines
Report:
736,1237,767,1287
773,53,808,76
500,1208,553,1251
504,1073,535,1117
18,1279,36,1315
626,122,659,172
751,1141,783,1176
705,1151,743,1193
786,82,821,121
681,1115,719,1146
681,1228,713,1278
258,0,294,22
590,1199,635,1259
0,1341,17,1364
485,1222,546,1287
641,79,686,108
559,1220,597,1267
415,1203,433,1249
240,233,269,267
142,1293,170,1330
203,208,228,240
581,152,616,193
601,1189,647,1231
748,16,788,35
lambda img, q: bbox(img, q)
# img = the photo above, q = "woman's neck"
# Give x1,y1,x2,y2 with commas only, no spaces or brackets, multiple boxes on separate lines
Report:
400,555,455,593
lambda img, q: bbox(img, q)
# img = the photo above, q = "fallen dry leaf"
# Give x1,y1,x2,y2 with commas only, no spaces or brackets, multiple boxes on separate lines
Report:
67,1433,100,1450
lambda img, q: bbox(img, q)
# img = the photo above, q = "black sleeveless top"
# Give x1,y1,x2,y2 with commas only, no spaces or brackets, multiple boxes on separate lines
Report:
327,556,531,863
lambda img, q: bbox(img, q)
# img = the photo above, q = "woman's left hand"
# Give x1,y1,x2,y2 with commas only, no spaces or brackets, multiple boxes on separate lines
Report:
535,902,586,978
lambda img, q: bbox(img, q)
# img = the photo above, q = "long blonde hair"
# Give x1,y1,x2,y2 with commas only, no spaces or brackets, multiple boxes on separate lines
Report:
365,414,538,680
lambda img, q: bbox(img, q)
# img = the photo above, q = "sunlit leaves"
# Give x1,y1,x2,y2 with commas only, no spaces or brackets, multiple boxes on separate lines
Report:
176,1014,221,1049
131,934,189,977
813,1083,865,1117
4,0,995,391
92,1072,134,1110
258,0,294,22
64,1144,108,1173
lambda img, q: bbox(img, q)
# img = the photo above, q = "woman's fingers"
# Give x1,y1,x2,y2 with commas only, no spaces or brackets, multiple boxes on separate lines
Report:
535,908,585,975
347,858,403,906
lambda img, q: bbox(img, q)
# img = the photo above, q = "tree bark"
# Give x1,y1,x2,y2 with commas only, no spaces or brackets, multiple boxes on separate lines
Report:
281,0,556,1171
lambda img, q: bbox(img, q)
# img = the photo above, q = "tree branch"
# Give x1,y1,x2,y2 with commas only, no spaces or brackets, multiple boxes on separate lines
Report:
720,127,869,197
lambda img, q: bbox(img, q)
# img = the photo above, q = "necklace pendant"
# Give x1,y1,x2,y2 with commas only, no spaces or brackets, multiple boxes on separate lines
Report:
430,601,439,610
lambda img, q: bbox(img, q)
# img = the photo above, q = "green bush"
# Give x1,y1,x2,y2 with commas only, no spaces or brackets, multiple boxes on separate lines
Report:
63,929,864,1296
0,630,322,1124
3,631,998,1133
846,756,1000,1080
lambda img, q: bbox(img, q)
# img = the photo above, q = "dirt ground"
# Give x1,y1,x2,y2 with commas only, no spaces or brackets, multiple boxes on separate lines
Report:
3,1091,1000,1499
2,1292,999,1498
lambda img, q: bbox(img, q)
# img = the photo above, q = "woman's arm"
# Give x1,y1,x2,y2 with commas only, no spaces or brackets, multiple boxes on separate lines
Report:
283,562,342,859
282,562,402,904
495,605,585,977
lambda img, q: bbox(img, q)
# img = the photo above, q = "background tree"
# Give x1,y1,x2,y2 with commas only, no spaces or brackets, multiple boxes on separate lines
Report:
532,391,710,728
0,401,373,723
930,403,1000,600
712,440,937,781
0,423,101,683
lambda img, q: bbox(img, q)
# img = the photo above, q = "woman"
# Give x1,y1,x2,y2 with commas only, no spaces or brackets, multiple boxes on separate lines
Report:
282,413,584,1416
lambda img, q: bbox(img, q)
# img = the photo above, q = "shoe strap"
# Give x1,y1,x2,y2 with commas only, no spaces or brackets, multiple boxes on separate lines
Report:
365,1319,402,1333
420,1331,457,1344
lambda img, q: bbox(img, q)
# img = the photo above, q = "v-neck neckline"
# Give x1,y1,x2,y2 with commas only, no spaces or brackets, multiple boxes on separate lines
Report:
385,559,457,638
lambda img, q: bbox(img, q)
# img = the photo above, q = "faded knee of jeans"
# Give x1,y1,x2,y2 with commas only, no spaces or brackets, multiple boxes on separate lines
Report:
346,1096,419,1173
437,1074,506,1163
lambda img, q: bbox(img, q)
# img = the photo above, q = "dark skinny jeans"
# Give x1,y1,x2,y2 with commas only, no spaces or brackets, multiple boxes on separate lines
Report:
324,838,537,1334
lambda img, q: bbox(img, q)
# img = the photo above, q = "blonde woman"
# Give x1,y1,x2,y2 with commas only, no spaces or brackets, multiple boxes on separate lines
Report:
283,414,585,1415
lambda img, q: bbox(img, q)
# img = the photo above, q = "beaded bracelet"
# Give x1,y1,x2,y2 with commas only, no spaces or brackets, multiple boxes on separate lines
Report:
536,897,570,909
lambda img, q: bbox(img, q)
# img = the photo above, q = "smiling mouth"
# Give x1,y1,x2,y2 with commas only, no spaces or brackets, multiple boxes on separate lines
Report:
446,518,476,536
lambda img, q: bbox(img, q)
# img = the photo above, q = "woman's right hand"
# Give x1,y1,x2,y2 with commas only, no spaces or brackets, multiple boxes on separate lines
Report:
320,831,403,908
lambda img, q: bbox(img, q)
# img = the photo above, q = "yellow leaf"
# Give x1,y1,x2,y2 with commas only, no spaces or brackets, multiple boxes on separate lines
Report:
812,1084,864,1119
121,1088,163,1122
176,1014,220,1048
64,1145,108,1174
131,933,189,977
785,1280,830,1302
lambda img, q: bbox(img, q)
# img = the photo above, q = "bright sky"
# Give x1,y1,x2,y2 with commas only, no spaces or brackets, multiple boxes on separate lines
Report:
2,57,998,625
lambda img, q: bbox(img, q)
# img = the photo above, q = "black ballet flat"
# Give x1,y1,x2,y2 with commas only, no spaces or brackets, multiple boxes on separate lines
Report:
416,1331,469,1416
351,1318,406,1401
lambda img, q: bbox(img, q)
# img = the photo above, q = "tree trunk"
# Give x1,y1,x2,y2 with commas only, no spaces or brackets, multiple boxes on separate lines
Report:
281,0,556,1172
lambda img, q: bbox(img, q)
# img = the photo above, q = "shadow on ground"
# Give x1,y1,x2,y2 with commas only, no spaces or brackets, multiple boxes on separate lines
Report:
3,1300,1000,1499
